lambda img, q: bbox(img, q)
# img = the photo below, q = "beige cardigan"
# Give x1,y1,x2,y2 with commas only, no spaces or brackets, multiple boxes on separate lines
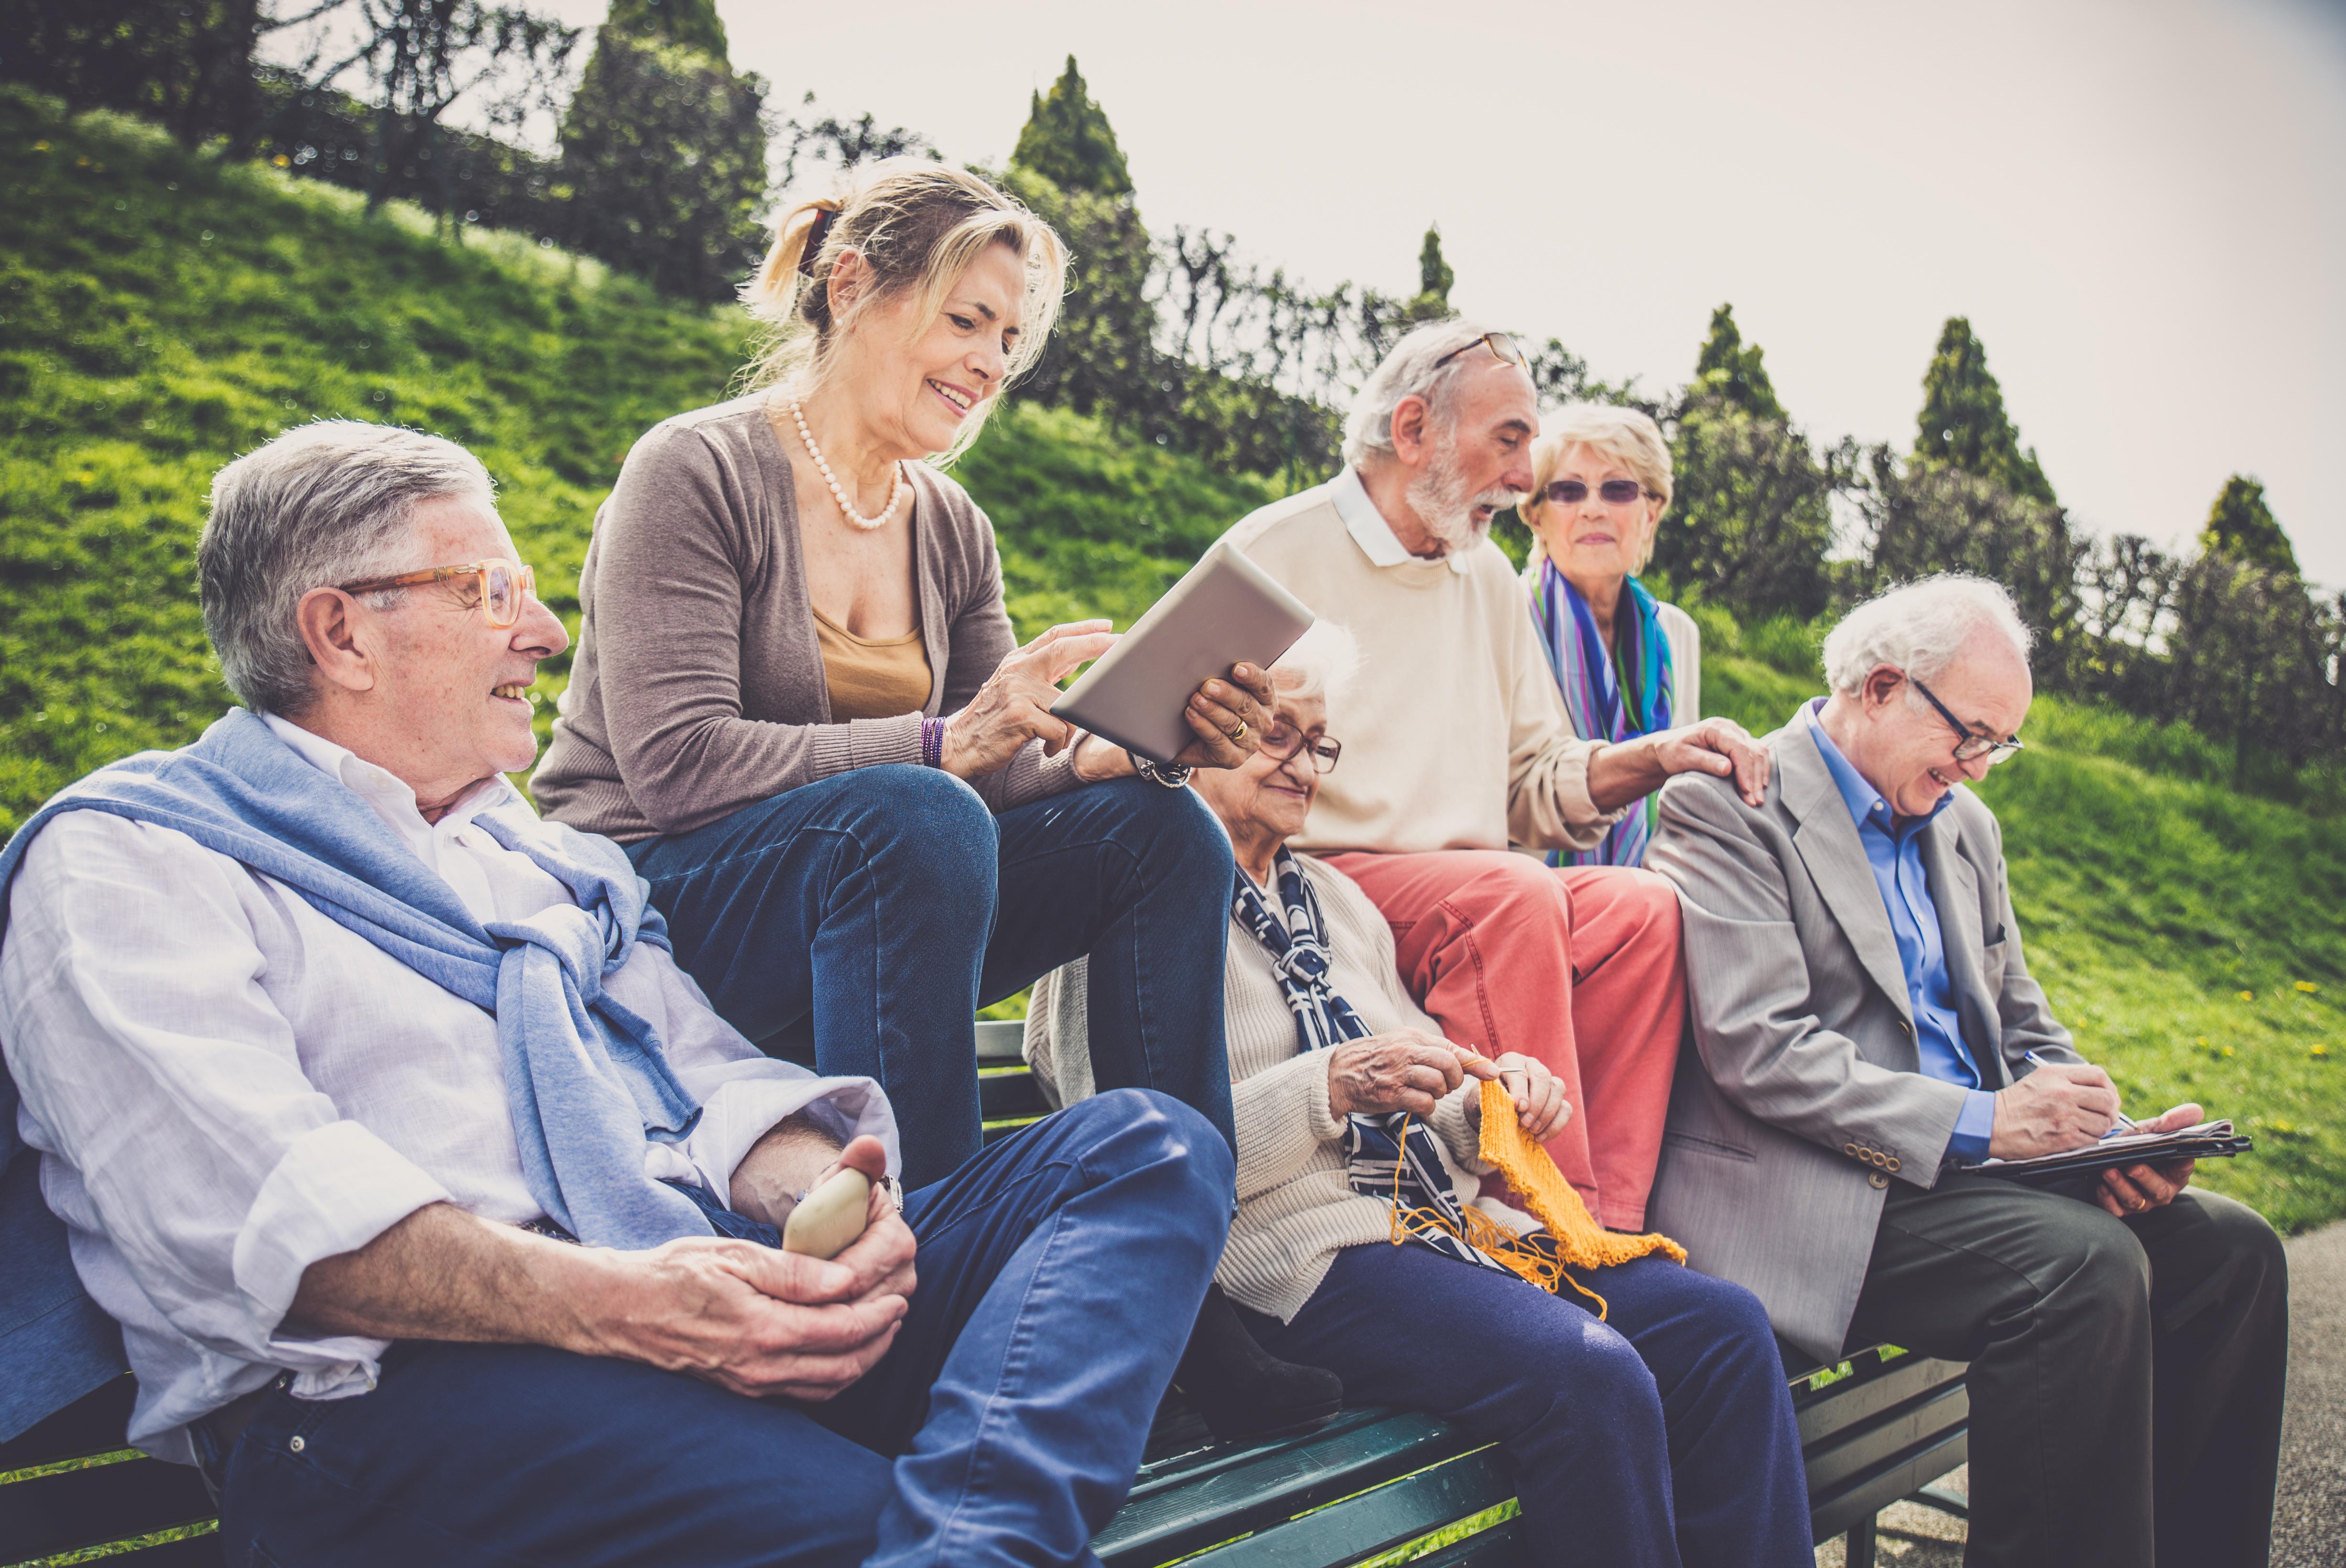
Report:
1025,855,1532,1321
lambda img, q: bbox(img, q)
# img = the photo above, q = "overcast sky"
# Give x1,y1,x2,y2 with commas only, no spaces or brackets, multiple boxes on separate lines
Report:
524,0,2344,584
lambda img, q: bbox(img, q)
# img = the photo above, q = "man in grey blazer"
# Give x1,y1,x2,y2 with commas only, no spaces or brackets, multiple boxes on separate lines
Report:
1647,575,2287,1568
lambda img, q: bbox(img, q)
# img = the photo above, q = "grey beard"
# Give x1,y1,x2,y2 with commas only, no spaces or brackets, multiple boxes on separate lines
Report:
1406,443,1524,556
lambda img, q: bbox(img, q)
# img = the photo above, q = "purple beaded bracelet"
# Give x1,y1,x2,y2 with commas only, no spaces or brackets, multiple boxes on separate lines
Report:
920,716,946,770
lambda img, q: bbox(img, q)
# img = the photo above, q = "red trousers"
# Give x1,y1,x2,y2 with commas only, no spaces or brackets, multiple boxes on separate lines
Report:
1320,851,1686,1232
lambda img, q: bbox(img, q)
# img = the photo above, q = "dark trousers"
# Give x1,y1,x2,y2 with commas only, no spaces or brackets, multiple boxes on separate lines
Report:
1844,1176,2289,1568
1238,1246,1813,1568
214,1091,1233,1568
625,766,1237,1187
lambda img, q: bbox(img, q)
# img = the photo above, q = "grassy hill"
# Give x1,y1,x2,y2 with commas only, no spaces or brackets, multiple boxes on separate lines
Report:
2,89,2339,1231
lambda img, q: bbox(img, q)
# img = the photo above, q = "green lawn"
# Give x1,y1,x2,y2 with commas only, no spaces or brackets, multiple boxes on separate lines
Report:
3,88,2339,1232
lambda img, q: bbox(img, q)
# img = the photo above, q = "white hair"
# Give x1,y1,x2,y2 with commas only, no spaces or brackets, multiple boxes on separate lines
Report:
1268,620,1360,710
199,421,492,715
1340,318,1501,468
1822,575,2035,697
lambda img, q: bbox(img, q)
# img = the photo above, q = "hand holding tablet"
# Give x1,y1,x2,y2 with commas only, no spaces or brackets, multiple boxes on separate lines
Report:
1052,544,1316,766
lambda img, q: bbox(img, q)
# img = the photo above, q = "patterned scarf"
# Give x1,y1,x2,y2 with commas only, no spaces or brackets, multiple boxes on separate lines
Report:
1531,558,1674,868
1231,849,1513,1278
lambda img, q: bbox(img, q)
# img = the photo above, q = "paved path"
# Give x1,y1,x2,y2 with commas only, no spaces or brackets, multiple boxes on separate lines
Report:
1814,1220,2345,1566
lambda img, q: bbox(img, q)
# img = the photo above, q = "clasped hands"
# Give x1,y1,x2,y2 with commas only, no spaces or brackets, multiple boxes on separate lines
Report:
938,619,1275,780
604,1134,914,1403
1989,1062,2200,1220
1325,1028,1571,1142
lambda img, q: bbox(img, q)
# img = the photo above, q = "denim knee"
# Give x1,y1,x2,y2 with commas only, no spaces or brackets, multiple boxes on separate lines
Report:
1062,1088,1236,1215
838,763,997,887
1111,777,1234,874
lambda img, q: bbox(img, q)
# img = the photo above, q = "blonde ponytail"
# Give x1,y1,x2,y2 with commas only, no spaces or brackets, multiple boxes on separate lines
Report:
745,197,841,321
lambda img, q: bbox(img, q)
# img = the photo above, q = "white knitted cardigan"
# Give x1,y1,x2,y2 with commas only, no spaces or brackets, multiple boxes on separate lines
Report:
1025,854,1527,1323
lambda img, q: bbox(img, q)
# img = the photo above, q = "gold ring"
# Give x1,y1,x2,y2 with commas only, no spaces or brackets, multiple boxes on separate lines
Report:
1227,720,1248,742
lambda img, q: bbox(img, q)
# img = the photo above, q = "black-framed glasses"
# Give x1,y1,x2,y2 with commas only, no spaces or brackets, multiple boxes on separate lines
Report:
1910,675,2024,765
1259,719,1342,774
1543,479,1650,508
1430,331,1529,373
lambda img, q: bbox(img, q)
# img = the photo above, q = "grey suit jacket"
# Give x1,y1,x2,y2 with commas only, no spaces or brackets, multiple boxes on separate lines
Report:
1645,710,2081,1360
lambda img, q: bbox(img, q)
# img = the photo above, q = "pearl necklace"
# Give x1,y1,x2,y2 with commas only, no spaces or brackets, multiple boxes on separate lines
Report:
786,399,906,532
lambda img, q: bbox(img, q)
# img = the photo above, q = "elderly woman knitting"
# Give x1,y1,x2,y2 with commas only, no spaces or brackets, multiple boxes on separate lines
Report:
1521,404,1703,867
1026,628,1811,1568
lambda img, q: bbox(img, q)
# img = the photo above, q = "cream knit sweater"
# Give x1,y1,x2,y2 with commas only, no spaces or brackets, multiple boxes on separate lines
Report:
1025,855,1528,1322
1219,469,1627,857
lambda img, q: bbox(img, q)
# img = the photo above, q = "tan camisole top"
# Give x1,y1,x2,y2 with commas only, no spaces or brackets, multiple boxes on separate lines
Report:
811,607,933,720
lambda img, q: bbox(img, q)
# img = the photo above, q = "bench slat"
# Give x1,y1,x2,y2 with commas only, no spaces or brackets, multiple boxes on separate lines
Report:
0,1452,217,1561
1796,1356,1966,1441
1188,1445,1515,1568
1810,1427,1971,1542
0,1374,135,1473
1804,1380,1970,1500
1096,1410,1478,1567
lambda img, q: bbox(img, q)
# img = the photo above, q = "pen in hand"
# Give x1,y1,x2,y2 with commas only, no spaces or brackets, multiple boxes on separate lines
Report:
2023,1049,2136,1133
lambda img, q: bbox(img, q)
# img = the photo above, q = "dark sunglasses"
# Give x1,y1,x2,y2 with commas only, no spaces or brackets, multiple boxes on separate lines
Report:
1542,479,1649,508
1430,331,1529,373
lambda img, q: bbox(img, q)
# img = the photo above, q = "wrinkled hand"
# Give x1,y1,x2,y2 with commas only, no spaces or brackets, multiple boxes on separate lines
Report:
1327,1030,1497,1120
942,621,1118,779
2095,1102,2202,1219
1650,718,1770,807
1168,664,1276,772
1989,1062,2122,1159
1464,1051,1572,1142
600,1135,916,1403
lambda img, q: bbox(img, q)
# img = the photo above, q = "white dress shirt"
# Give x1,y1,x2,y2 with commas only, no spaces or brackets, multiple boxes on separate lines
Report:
0,715,895,1460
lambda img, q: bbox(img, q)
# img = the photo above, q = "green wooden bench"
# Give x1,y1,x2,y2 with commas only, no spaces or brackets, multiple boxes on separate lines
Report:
1,1019,1970,1568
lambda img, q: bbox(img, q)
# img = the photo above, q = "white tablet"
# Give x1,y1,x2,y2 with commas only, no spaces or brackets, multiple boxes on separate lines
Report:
1051,544,1316,764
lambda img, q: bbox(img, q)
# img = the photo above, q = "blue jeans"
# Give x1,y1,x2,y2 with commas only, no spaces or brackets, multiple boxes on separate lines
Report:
214,1091,1233,1568
1239,1246,1813,1568
625,766,1237,1188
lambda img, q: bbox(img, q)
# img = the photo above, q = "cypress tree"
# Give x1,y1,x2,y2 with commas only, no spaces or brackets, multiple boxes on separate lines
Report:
1417,224,1454,307
556,0,770,302
1689,304,1784,421
1011,56,1133,198
2200,475,2298,576
1912,316,2054,503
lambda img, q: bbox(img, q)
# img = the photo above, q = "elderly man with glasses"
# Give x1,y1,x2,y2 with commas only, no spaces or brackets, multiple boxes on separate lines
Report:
1213,320,1770,1241
1646,574,2289,1568
0,421,1233,1568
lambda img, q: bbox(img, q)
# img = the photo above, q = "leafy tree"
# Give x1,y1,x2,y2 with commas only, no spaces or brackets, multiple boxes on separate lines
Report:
1851,451,2084,686
1010,55,1130,198
556,0,768,302
776,93,935,189
0,0,265,148
1656,404,1844,621
1690,303,1783,421
2200,474,2298,577
603,0,723,55
1911,316,2053,502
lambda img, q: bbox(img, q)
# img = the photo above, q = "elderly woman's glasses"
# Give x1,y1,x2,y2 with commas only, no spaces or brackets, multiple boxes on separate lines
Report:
1430,331,1529,373
1260,720,1342,774
1910,675,2024,765
337,559,538,629
1543,479,1648,507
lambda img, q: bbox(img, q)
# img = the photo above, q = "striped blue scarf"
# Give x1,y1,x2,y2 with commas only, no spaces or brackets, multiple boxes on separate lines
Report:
1231,850,1511,1278
1530,559,1674,868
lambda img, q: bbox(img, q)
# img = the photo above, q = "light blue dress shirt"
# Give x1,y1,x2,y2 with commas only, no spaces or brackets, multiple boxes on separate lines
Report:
1803,702,1998,1162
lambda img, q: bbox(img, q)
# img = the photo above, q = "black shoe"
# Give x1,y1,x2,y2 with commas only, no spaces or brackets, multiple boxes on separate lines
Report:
1174,1284,1344,1442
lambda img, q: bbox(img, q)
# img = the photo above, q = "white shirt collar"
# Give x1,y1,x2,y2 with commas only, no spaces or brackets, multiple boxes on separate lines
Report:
1330,466,1473,576
261,712,513,849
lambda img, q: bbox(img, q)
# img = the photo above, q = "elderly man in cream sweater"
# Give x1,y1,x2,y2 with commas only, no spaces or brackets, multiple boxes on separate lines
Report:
1214,321,1768,1232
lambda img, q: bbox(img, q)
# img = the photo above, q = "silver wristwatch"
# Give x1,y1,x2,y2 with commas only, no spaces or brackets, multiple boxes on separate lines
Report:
1126,751,1194,788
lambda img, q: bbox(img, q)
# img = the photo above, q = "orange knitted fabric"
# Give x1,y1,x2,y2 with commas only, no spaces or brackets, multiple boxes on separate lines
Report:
1473,1079,1686,1313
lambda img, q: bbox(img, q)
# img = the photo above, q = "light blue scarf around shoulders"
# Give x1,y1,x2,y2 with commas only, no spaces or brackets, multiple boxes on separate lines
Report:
0,708,712,1435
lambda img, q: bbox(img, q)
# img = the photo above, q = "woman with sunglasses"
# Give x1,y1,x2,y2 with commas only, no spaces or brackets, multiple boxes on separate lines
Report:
1518,404,1703,867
